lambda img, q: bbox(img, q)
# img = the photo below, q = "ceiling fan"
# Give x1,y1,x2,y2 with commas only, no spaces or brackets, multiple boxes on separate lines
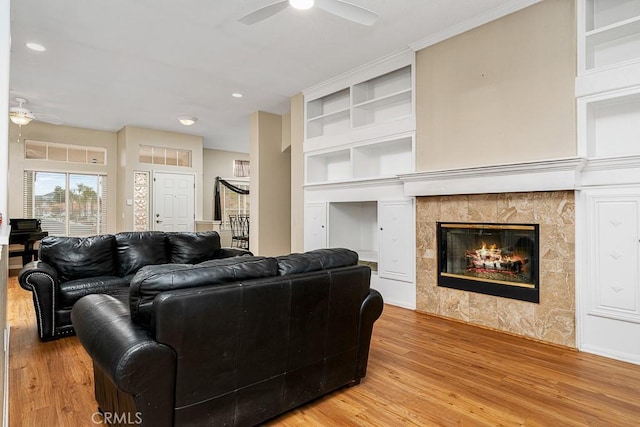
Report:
239,0,378,26
9,97,61,126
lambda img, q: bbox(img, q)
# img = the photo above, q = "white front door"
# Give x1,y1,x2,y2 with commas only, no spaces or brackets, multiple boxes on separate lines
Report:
153,172,195,232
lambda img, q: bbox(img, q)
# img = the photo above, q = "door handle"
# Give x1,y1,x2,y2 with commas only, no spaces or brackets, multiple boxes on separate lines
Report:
156,220,163,224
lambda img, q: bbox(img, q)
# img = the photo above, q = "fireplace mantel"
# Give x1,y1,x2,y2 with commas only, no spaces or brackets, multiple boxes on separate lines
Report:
399,157,587,197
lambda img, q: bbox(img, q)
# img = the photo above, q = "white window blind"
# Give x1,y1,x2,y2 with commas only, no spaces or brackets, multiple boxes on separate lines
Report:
23,171,108,236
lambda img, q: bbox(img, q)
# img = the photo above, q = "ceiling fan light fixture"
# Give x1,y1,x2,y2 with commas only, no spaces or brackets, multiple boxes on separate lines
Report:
289,0,314,10
178,116,197,126
9,112,34,126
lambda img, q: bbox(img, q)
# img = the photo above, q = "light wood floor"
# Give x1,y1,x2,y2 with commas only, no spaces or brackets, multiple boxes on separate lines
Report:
8,274,640,426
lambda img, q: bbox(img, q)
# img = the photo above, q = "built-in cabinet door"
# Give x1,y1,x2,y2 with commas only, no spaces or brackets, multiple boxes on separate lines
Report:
304,202,327,251
581,189,640,364
378,199,414,283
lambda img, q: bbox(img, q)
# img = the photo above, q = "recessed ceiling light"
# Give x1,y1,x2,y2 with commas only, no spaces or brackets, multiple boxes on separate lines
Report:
232,93,243,98
178,116,197,126
289,0,314,10
26,42,46,52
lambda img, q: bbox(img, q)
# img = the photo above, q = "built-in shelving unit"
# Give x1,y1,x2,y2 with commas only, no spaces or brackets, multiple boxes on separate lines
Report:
302,50,417,309
306,89,351,139
577,0,640,364
328,202,378,263
304,62,413,146
305,134,414,184
581,89,640,158
581,0,640,72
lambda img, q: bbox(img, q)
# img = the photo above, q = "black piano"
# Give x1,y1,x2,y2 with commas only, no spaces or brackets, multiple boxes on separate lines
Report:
9,218,48,266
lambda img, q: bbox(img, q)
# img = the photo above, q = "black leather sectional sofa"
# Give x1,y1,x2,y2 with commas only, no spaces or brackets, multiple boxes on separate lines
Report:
71,248,383,426
18,231,249,341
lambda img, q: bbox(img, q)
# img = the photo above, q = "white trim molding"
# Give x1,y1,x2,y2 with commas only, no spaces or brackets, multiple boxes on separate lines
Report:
580,155,640,188
399,157,586,197
409,0,543,52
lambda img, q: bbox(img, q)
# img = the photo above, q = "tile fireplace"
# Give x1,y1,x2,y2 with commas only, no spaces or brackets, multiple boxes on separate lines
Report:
437,222,539,303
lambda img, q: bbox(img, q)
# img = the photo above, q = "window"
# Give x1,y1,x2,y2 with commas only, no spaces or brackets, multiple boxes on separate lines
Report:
139,145,191,167
233,160,250,177
23,171,108,236
25,140,107,165
221,181,249,229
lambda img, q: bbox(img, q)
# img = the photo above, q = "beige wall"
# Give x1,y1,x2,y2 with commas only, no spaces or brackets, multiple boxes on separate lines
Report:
202,148,249,221
8,121,119,233
416,0,576,170
116,126,203,231
250,111,291,256
290,93,304,253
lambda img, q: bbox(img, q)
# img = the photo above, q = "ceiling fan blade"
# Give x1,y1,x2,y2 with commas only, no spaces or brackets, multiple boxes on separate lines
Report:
315,0,378,26
239,1,289,25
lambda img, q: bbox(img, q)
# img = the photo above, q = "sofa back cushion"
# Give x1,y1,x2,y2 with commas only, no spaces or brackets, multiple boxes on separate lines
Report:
115,231,168,277
167,231,222,264
276,248,359,276
39,235,116,282
129,256,279,327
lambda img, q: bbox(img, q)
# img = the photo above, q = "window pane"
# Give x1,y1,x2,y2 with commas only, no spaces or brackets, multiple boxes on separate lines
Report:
152,147,165,165
139,145,153,164
25,171,108,237
166,149,178,166
48,145,67,162
33,172,67,236
69,175,99,237
68,147,87,163
178,150,191,167
87,149,106,165
25,141,47,159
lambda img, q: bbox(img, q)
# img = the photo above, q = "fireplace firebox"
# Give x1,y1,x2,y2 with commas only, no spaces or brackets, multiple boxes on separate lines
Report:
436,222,539,303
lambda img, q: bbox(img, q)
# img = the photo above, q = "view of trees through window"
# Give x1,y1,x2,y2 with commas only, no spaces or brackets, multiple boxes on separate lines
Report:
24,171,107,236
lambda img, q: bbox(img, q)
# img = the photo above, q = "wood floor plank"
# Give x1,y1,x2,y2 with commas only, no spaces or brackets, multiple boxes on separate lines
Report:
8,275,640,426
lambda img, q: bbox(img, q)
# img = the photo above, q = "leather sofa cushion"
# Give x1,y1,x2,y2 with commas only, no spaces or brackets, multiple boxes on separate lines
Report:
129,256,279,327
60,275,132,308
39,235,116,282
167,231,221,264
116,231,168,277
276,248,359,276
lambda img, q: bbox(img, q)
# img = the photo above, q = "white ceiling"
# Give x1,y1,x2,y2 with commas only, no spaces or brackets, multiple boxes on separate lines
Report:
9,0,523,152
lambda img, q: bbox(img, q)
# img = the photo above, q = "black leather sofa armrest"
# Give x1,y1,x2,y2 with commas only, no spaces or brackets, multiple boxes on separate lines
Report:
18,260,58,292
17,261,59,340
218,247,253,258
72,294,176,426
356,289,384,378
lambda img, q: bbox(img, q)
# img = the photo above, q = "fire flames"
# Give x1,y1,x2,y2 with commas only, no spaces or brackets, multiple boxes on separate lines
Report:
466,242,527,274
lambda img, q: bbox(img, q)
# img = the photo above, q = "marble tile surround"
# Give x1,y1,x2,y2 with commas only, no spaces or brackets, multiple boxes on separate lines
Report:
416,191,575,348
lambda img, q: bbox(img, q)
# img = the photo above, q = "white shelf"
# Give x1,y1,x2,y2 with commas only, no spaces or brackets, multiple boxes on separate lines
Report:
352,66,411,105
586,0,640,31
583,0,640,71
306,149,351,184
352,90,412,128
306,109,350,139
585,91,640,158
328,201,378,260
305,62,413,141
352,136,413,179
306,134,414,184
306,88,350,120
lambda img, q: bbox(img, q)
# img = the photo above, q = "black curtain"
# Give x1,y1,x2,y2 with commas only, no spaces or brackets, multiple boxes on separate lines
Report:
214,177,250,221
